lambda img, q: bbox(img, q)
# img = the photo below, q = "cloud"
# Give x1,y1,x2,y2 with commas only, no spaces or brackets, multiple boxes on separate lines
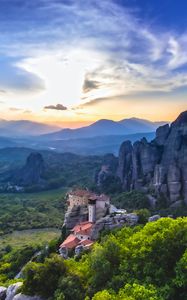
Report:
9,107,22,111
83,77,101,93
1,0,187,111
23,110,32,114
0,89,6,94
44,103,68,111
0,58,45,94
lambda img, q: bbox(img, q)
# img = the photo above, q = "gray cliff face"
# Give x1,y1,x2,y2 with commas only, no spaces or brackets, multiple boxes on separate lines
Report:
117,111,187,205
0,283,42,300
9,152,45,187
64,205,88,230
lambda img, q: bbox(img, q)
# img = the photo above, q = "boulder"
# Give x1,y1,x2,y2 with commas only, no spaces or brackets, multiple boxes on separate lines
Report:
0,287,7,300
5,283,23,300
148,215,161,222
13,294,42,300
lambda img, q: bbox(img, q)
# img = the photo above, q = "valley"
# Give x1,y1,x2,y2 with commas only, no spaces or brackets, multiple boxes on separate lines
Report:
0,111,186,300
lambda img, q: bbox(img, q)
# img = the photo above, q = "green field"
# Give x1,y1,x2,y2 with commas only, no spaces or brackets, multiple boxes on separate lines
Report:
0,228,61,250
0,188,68,235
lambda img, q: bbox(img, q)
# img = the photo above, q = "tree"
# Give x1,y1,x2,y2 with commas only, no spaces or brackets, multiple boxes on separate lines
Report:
22,255,66,299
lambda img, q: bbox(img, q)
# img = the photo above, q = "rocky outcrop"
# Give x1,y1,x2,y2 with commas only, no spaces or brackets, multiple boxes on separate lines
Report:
64,205,89,230
96,154,118,187
0,287,7,300
7,152,45,187
117,111,187,205
0,284,42,300
13,294,42,300
91,213,139,240
5,283,23,300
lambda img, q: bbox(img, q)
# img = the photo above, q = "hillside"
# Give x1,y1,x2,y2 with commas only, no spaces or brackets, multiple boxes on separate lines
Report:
41,118,165,141
0,148,108,191
18,217,187,300
0,119,60,137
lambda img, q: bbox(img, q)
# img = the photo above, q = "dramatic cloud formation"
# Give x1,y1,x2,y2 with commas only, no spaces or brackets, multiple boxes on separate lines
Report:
0,0,187,123
0,59,45,94
44,104,68,111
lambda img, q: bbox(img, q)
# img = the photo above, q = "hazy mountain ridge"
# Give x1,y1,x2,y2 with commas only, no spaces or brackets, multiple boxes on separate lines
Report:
0,119,61,137
0,132,155,155
0,117,161,154
40,118,166,140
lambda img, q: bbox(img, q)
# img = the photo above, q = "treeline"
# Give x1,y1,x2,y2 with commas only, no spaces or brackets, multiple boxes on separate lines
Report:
21,217,187,300
0,191,65,235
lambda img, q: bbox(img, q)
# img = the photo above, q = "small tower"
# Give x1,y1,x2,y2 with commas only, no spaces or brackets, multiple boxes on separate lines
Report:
88,198,96,223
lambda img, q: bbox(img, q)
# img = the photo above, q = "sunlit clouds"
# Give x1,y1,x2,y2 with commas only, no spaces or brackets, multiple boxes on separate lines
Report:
0,0,187,126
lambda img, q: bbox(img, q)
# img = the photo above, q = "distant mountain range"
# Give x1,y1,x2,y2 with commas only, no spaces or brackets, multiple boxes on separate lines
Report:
0,117,166,155
0,119,60,137
0,132,155,155
40,118,167,140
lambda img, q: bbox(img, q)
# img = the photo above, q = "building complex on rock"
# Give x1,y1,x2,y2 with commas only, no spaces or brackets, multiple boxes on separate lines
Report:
59,189,138,258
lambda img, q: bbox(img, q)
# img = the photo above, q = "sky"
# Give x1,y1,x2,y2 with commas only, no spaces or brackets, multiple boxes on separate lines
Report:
0,0,187,127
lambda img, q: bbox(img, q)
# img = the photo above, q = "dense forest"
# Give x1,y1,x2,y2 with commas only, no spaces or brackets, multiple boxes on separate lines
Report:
15,217,187,300
0,189,66,235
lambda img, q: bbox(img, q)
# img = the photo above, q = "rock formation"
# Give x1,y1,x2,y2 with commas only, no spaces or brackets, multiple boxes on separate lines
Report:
0,283,42,300
116,111,187,205
64,205,89,230
8,152,45,187
0,287,7,300
13,294,42,300
5,283,23,300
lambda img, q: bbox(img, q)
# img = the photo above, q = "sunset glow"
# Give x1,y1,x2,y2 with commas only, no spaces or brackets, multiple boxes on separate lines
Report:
0,0,187,127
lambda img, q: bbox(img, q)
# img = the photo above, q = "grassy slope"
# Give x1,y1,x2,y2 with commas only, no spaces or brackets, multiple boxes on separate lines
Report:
0,188,67,235
0,228,61,250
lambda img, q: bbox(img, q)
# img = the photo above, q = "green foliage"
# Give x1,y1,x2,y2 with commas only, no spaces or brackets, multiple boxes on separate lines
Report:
98,175,122,194
0,189,66,235
0,245,37,285
0,149,103,191
92,283,162,300
112,191,150,210
135,208,151,224
54,274,84,300
22,255,66,299
22,218,187,300
173,249,187,299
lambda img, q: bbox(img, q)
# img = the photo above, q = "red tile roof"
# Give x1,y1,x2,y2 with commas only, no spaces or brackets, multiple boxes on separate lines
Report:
60,234,80,249
79,239,94,247
69,189,94,197
71,222,93,235
68,189,110,202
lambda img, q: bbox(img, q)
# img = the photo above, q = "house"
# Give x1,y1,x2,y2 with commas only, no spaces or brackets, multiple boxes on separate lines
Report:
59,221,94,258
66,189,110,223
60,190,112,257
67,189,94,208
60,189,138,258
